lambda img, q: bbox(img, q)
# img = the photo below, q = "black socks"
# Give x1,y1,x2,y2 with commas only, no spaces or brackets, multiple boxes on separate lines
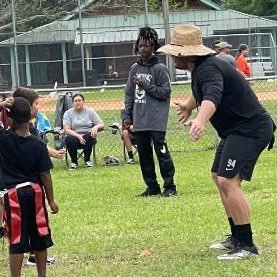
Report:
228,217,236,238
236,223,253,247
228,218,253,247
128,151,134,159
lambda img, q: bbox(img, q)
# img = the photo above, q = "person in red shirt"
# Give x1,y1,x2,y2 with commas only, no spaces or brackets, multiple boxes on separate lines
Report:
235,44,251,78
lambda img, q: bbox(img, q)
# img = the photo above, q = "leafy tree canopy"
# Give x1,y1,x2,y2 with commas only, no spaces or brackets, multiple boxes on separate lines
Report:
0,0,77,32
222,0,277,17
0,0,276,34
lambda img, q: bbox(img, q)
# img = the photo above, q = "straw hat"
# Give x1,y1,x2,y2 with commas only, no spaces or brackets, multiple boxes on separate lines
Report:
158,25,215,57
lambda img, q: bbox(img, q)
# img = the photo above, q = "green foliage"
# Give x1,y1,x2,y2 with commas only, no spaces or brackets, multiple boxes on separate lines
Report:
223,0,277,16
1,0,276,35
212,0,223,4
0,0,224,33
0,0,77,32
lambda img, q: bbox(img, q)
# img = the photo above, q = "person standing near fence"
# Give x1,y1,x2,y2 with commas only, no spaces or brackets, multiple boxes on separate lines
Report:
213,40,221,54
158,25,276,260
123,26,176,197
235,44,251,78
215,41,236,68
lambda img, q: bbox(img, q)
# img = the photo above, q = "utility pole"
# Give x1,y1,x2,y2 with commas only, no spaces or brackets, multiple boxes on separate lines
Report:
11,0,20,88
144,0,149,25
161,0,174,80
78,0,86,86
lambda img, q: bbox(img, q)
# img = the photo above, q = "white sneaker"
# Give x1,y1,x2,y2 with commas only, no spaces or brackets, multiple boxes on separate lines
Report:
217,245,258,261
26,255,55,266
126,158,135,164
69,163,78,170
210,235,237,250
85,161,93,167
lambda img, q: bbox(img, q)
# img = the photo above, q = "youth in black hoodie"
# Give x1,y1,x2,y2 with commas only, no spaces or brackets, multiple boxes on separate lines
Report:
123,27,176,197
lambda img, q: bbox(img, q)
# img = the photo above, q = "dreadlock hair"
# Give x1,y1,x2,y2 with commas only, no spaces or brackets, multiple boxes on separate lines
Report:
134,26,160,55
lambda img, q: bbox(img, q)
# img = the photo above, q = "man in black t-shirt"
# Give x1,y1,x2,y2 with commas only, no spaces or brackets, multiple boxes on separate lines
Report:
0,97,59,277
158,25,276,261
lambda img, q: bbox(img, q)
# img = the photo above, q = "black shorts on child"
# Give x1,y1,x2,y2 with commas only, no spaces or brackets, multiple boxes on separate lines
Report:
4,182,53,254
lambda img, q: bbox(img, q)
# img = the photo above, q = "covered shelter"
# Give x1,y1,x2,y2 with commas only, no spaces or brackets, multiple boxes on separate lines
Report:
0,0,277,88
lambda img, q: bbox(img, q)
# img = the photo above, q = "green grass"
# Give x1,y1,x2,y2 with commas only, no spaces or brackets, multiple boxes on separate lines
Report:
1,149,276,276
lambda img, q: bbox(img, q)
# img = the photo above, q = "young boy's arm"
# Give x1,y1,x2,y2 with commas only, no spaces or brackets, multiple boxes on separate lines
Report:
40,171,59,214
0,97,14,112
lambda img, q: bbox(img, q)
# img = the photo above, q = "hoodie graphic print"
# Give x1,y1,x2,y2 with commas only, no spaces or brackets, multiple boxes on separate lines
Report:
123,56,171,132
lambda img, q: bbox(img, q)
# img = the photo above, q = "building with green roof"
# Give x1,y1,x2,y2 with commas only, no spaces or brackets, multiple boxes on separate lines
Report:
0,0,276,88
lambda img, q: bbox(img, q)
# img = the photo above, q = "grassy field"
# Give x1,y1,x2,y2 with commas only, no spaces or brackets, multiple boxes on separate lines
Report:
0,149,276,277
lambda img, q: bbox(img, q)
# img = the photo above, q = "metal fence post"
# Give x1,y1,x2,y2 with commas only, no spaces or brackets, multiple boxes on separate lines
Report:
144,0,149,25
11,0,20,88
162,0,174,81
78,0,86,87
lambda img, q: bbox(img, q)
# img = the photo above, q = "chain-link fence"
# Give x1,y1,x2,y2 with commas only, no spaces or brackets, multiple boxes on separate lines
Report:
0,6,277,163
0,77,276,164
1,31,276,88
203,33,276,77
13,77,272,163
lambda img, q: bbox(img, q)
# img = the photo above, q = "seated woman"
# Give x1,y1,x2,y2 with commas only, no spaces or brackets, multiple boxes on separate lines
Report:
63,93,104,169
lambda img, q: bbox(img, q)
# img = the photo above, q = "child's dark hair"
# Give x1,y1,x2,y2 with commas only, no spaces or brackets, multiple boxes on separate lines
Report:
7,97,31,124
134,26,160,55
13,87,39,106
72,93,85,102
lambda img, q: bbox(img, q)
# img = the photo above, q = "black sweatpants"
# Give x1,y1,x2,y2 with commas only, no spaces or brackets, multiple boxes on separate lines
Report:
134,131,175,190
65,133,96,164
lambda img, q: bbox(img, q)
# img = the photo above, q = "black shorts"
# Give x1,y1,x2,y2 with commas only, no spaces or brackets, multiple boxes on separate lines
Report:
211,133,272,181
4,183,53,254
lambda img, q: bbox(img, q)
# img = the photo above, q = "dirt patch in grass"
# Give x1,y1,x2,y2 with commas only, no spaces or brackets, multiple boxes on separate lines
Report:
39,91,277,112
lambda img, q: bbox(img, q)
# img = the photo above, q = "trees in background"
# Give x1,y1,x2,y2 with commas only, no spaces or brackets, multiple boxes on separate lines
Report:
0,0,76,33
223,0,277,16
0,0,276,34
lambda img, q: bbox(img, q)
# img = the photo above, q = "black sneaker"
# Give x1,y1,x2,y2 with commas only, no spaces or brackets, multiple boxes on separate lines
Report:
139,187,161,197
217,244,259,260
0,226,6,238
26,255,55,266
209,235,238,250
162,188,177,197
